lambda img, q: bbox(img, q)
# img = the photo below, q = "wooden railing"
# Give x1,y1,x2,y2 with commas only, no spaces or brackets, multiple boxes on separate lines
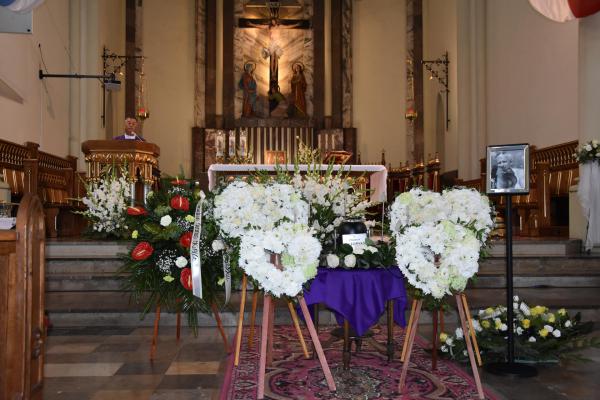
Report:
387,154,442,201
0,138,82,237
456,140,579,237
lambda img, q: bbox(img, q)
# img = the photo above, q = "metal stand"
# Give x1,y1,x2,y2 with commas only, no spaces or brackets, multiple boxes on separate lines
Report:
485,195,538,377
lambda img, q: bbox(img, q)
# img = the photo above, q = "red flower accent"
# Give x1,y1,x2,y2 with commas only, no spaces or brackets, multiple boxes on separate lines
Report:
127,206,148,216
171,178,188,186
170,195,190,211
180,267,193,290
180,231,193,248
131,242,153,261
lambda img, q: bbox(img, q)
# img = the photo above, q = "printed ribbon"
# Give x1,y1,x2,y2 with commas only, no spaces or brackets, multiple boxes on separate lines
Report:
190,200,204,298
223,249,232,304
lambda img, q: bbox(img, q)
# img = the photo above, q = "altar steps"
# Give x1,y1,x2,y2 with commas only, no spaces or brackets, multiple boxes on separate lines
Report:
45,239,600,327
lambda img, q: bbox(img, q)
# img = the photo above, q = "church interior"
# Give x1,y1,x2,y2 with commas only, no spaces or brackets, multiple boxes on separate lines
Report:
1,0,599,399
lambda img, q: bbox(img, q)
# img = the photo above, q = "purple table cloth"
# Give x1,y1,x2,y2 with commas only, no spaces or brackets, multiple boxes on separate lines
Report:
303,267,407,336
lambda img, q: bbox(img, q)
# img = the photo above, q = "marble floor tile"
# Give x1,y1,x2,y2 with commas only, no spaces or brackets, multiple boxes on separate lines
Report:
115,362,171,375
94,342,141,352
90,389,154,400
150,389,216,400
156,374,220,390
46,343,101,354
45,362,123,377
165,361,221,375
43,390,93,400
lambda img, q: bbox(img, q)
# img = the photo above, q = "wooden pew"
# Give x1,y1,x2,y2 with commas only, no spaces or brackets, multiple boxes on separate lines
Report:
0,139,83,237
0,193,46,400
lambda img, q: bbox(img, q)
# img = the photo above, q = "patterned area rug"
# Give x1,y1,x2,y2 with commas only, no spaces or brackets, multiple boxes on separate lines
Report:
220,325,499,400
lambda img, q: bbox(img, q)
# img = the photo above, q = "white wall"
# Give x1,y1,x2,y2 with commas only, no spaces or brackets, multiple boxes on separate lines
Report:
0,0,70,157
486,0,578,148
353,0,406,167
142,0,195,177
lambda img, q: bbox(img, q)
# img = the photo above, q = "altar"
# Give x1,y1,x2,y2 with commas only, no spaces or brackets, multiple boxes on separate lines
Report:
207,163,388,202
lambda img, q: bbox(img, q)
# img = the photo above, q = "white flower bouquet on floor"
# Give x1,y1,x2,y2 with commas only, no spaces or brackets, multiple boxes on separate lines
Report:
439,296,600,363
78,167,131,238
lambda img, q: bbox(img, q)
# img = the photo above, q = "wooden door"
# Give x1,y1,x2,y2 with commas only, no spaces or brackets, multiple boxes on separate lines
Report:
0,194,45,400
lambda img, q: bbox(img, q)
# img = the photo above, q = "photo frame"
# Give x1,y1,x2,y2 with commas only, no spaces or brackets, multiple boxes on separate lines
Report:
486,144,530,194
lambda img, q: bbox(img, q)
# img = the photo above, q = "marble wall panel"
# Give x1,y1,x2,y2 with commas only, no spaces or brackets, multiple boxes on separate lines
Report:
342,0,353,128
194,0,206,127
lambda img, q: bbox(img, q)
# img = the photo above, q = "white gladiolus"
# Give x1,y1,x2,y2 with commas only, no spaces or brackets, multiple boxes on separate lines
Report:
175,256,188,268
160,215,172,227
80,172,131,234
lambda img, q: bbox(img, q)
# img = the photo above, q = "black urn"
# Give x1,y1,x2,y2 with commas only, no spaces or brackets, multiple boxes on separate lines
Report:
337,217,368,249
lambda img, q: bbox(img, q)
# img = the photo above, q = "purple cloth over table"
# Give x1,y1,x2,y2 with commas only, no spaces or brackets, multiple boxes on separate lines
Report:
303,267,407,336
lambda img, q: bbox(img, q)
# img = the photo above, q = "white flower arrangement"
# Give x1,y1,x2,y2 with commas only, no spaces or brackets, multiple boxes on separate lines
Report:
291,172,373,247
79,169,131,236
574,139,600,164
238,223,321,298
213,181,309,239
390,188,493,299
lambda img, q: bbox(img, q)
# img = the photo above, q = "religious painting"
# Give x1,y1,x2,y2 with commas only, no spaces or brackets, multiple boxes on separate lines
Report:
486,144,530,194
234,0,313,121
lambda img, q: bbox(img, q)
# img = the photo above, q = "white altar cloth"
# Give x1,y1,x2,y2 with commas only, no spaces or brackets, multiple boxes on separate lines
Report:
207,164,388,203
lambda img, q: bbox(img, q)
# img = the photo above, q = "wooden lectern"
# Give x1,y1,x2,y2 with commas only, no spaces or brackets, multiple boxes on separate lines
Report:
81,140,160,204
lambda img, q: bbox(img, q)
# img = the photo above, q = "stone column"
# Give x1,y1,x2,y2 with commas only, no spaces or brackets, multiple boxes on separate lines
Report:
456,0,486,180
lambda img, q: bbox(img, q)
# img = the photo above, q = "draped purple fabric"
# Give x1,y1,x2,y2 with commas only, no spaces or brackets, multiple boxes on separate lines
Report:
303,267,408,336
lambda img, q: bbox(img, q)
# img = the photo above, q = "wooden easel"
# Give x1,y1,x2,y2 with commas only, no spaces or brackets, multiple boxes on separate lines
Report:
257,295,336,399
400,294,484,399
233,273,310,366
149,301,231,360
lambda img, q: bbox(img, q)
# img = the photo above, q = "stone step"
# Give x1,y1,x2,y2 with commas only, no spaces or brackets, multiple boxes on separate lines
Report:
46,259,124,274
487,239,582,257
46,240,130,259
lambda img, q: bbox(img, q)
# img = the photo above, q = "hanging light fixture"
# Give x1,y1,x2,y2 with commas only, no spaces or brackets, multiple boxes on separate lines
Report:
136,58,150,120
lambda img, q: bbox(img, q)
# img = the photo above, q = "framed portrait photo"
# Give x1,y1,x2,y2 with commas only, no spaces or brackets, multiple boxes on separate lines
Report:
486,144,530,195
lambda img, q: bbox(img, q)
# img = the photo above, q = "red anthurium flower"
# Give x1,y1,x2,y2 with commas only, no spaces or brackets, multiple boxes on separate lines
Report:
127,206,148,216
180,231,193,248
170,195,190,211
180,267,193,290
171,178,188,186
131,242,153,261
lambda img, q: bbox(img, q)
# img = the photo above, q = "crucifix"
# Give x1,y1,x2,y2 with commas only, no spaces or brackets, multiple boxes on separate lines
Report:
238,0,311,116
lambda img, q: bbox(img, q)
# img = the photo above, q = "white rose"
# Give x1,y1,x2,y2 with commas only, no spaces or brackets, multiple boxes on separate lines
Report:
564,320,572,328
544,324,554,332
326,254,340,268
585,144,593,152
445,338,454,346
516,327,523,335
528,336,536,343
353,246,365,255
440,345,448,353
344,254,356,268
500,324,508,331
175,256,188,268
212,240,225,252
160,215,172,227
513,295,519,302
552,329,561,338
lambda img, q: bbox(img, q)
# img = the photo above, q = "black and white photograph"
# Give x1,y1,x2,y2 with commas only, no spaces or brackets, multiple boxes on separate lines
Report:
486,144,530,194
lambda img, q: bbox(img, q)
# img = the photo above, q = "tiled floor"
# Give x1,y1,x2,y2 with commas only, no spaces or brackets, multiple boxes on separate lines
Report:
44,326,235,400
45,324,600,400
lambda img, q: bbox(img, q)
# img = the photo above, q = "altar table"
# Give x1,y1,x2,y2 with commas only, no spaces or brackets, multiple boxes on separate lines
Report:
302,267,407,369
207,164,388,202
